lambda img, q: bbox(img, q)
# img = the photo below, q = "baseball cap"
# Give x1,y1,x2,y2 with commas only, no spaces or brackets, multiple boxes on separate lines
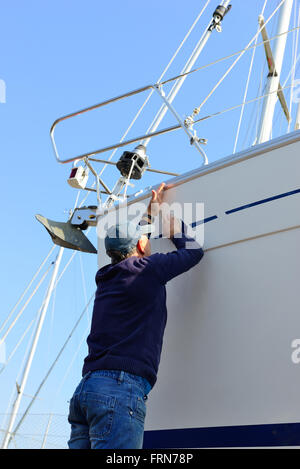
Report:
104,220,154,254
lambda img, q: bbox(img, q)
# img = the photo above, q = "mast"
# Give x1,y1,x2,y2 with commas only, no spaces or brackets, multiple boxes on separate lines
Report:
1,247,64,449
295,101,300,129
257,0,293,144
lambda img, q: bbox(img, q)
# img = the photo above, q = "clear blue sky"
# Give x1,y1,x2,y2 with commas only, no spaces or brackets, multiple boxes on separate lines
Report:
0,0,298,446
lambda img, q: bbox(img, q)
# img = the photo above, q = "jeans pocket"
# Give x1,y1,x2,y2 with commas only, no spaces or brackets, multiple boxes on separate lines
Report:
82,392,116,440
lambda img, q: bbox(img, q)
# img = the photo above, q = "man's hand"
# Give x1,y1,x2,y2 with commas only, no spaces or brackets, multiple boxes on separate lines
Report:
148,182,168,217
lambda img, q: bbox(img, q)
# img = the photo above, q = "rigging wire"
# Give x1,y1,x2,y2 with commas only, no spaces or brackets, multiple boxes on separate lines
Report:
158,29,299,89
0,318,36,376
41,316,91,447
233,0,268,154
288,0,297,132
0,245,55,336
143,11,215,140
0,282,49,436
233,35,259,153
10,292,95,440
288,2,300,132
190,83,295,131
185,0,288,122
48,277,57,360
0,245,85,378
243,68,265,148
49,322,90,412
1,240,91,376
54,250,78,287
0,262,53,344
254,59,268,143
79,253,89,322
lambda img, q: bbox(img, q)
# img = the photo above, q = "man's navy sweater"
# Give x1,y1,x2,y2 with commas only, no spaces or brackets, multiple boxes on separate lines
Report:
82,233,204,388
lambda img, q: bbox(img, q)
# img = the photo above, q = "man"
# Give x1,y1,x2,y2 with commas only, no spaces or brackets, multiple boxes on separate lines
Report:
68,183,204,449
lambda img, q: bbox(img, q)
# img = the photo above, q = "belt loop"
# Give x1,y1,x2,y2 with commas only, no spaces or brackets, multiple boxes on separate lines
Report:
118,370,124,385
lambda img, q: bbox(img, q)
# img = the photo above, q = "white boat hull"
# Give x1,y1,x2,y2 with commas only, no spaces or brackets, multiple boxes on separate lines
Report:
97,131,300,447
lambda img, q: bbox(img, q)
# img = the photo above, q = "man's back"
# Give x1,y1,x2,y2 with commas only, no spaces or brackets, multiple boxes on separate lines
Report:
83,232,204,388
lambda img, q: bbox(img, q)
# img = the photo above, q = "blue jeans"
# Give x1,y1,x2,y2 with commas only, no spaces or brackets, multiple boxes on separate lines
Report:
67,370,151,449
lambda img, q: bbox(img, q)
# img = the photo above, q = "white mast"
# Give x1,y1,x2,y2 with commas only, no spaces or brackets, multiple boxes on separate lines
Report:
257,0,293,144
295,101,300,129
1,247,64,449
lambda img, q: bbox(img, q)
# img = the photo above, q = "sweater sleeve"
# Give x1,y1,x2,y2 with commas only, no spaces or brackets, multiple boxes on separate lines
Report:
148,229,204,284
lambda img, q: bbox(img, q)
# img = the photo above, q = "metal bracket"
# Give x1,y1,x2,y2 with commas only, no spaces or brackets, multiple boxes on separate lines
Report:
36,208,97,254
70,206,97,227
208,3,232,33
153,84,208,165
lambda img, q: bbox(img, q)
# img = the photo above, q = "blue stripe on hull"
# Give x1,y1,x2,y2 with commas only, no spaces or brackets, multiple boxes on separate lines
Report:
225,188,300,215
191,215,218,227
153,188,300,240
143,422,300,448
